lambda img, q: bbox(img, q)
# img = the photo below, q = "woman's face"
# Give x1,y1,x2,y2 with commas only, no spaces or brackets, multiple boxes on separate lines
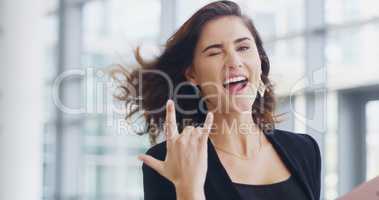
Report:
186,16,262,113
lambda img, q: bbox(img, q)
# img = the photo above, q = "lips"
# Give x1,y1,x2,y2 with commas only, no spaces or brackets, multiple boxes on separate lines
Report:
222,75,248,87
222,75,248,94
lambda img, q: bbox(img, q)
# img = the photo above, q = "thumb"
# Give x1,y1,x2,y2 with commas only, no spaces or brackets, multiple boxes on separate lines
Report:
138,154,164,175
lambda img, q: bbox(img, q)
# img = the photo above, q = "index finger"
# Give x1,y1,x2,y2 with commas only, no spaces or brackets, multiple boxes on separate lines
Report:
164,99,178,139
202,112,214,135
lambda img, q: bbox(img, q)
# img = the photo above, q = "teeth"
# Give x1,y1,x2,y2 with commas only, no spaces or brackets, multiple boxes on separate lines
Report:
223,76,247,85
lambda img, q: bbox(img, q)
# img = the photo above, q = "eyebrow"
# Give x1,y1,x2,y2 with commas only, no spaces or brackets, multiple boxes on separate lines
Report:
201,37,251,53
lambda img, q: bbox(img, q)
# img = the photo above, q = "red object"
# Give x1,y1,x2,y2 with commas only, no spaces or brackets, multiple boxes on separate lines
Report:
338,176,379,200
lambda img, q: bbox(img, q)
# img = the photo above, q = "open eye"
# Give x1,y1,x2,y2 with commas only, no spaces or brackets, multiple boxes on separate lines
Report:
237,46,250,52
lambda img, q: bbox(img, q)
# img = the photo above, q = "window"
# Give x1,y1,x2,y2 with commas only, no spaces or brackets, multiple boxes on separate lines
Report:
366,100,379,181
326,24,379,90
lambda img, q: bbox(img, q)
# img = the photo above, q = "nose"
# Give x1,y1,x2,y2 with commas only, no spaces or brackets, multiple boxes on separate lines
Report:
225,51,242,69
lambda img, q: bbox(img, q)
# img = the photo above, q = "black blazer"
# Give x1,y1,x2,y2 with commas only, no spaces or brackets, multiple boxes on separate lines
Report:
142,129,321,200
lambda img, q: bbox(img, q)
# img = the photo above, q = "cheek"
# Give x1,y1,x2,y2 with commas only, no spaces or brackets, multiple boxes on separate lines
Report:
243,51,261,66
246,57,261,72
196,59,222,81
245,58,262,86
245,47,261,65
194,61,224,98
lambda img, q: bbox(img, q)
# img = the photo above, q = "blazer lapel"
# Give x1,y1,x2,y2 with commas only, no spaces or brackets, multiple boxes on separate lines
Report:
265,129,315,200
206,138,242,200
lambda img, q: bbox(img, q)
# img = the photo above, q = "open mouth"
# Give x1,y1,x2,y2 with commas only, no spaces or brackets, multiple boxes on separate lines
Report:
222,76,248,94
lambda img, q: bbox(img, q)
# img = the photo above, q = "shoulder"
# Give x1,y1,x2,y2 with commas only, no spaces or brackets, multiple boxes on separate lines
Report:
142,141,168,176
268,128,320,158
268,129,321,169
144,141,168,161
267,129,321,175
268,129,321,198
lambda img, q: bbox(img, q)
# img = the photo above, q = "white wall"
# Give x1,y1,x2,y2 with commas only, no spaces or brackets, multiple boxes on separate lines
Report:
0,0,45,199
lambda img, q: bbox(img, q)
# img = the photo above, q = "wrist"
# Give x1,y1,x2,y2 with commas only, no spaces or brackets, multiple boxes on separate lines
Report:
175,183,205,200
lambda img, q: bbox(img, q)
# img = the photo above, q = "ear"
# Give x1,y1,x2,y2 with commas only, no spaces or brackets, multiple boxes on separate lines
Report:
184,66,198,85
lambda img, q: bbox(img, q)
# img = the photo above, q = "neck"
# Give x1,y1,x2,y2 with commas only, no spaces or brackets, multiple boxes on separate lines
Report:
209,111,268,158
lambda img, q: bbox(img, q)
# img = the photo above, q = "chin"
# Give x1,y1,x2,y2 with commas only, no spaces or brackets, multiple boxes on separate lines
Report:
227,100,254,114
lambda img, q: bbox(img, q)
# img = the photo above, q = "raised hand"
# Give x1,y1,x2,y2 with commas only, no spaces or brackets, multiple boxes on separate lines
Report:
138,99,213,199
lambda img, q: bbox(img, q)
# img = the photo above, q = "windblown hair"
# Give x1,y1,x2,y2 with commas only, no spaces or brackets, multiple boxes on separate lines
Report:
112,0,278,145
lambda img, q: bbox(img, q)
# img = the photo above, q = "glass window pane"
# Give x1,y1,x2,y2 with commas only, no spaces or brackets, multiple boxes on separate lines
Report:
243,0,305,38
326,24,379,90
266,37,305,96
366,100,379,181
326,0,379,25
176,0,305,39
82,0,161,67
176,0,214,28
80,1,159,199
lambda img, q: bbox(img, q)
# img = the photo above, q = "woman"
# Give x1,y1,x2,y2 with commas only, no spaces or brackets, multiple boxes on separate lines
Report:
115,1,321,199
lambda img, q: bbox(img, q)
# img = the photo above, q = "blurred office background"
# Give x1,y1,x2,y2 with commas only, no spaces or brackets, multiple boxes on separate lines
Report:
0,0,378,199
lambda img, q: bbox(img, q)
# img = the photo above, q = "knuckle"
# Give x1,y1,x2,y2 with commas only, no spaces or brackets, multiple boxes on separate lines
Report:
195,127,202,133
177,138,186,145
182,126,194,135
196,127,204,137
165,121,173,127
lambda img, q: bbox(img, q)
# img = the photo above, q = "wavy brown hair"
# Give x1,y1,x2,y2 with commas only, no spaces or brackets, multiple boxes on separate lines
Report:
112,0,278,145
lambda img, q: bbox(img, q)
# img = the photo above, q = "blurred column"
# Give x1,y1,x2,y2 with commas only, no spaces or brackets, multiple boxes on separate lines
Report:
276,96,295,131
0,0,45,200
305,0,327,198
337,91,366,196
55,0,84,199
337,87,379,195
160,0,177,43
